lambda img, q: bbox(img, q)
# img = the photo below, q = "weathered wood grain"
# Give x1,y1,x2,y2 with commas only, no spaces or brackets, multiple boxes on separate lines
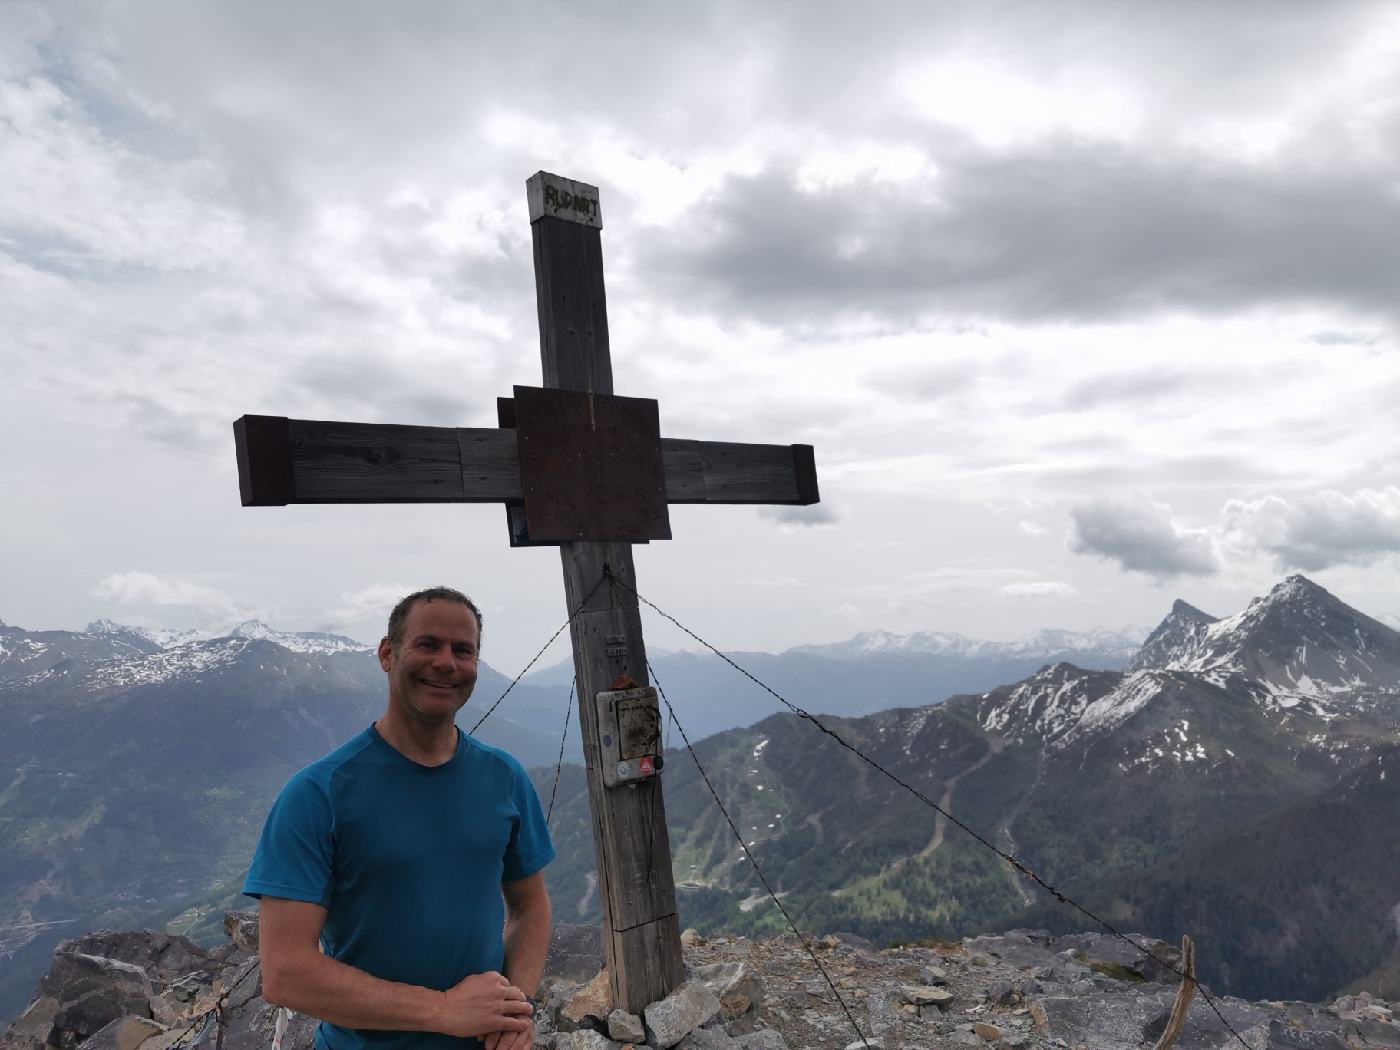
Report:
237,416,815,509
665,440,819,505
535,197,683,1014
533,214,612,395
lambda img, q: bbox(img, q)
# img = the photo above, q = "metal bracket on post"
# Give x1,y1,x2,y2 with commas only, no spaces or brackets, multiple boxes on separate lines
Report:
596,686,664,787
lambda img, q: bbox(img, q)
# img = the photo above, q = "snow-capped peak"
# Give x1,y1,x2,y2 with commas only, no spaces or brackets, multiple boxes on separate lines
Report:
1129,599,1218,673
81,619,369,655
789,625,1144,662
1132,576,1400,699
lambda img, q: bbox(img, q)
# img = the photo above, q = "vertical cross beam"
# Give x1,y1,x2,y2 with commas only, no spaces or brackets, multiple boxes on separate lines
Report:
528,172,685,1012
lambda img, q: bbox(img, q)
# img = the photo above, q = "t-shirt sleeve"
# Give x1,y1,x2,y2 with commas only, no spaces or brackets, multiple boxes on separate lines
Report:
242,768,336,905
503,760,555,882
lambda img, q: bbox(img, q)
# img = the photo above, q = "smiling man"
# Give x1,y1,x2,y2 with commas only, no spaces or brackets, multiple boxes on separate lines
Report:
244,587,554,1050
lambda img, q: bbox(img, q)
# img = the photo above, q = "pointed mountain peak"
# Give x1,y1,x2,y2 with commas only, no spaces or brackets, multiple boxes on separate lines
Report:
1129,598,1218,673
1162,576,1400,697
228,620,275,638
1169,599,1216,623
86,618,132,634
1263,574,1331,605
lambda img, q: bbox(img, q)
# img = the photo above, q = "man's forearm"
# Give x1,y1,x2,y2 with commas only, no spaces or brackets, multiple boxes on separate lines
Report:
502,895,552,996
263,952,448,1033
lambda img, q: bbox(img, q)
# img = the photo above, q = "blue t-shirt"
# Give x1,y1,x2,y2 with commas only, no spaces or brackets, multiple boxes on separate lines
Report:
244,726,555,1050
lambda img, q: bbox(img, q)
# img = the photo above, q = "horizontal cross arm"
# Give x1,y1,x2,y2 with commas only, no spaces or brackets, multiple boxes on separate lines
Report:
233,416,818,508
663,439,818,505
233,415,518,506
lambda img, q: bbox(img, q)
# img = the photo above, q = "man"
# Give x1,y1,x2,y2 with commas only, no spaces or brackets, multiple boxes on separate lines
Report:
244,587,553,1050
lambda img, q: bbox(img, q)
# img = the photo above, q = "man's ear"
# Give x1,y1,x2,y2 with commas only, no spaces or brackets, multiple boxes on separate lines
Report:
377,637,393,671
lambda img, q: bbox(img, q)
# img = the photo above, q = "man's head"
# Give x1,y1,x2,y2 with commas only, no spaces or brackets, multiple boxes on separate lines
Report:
385,586,483,652
378,587,483,728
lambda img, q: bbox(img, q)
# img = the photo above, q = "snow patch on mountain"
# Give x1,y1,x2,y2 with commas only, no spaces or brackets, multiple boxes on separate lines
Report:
1130,576,1400,704
977,663,1124,744
85,619,368,655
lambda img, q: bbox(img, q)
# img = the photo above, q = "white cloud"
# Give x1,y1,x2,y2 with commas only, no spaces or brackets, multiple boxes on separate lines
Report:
322,583,413,634
1001,581,1077,598
1018,520,1049,538
93,571,241,617
1068,499,1220,579
1224,487,1400,571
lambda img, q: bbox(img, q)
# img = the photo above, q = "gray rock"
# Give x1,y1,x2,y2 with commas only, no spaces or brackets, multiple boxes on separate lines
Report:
986,979,1018,1005
733,1031,789,1050
5,995,62,1050
676,1028,739,1049
899,985,953,1008
75,1016,166,1050
695,962,763,1021
222,913,259,954
49,992,133,1050
552,1032,621,1050
644,980,722,1049
41,953,154,1007
605,1009,644,1044
1264,1020,1350,1048
52,932,220,990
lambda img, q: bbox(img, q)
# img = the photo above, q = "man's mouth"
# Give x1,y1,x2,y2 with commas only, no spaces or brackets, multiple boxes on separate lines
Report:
419,679,457,691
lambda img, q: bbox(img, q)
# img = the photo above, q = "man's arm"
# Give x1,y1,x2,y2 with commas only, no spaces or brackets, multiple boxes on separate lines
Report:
259,897,531,1039
485,873,553,1050
500,871,552,996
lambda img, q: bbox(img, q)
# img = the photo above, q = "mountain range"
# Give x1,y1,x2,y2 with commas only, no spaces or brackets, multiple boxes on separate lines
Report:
539,575,1400,1005
1,578,1397,1023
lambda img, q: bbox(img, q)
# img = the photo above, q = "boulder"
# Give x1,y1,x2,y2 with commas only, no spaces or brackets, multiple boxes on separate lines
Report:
605,1009,644,1044
898,985,953,1008
561,970,611,1027
48,992,131,1050
40,953,154,1007
972,1020,1002,1042
76,1016,166,1050
4,996,61,1050
695,962,763,1021
222,914,259,954
644,980,722,1049
52,932,219,989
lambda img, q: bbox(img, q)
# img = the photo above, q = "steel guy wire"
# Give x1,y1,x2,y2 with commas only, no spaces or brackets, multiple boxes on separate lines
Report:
608,569,1257,1050
545,679,576,828
162,956,261,1050
468,573,605,736
646,658,874,1050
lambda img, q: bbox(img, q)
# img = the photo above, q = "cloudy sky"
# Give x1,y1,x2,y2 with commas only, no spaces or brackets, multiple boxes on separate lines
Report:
3,1,1399,671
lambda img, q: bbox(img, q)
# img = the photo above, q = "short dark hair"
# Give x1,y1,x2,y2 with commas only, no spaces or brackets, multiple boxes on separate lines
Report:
385,587,483,650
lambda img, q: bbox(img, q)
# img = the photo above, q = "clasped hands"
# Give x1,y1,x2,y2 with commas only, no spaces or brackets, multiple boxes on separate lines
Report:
441,970,534,1049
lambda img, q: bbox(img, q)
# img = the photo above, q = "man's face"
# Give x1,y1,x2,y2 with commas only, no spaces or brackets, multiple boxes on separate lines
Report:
378,599,480,726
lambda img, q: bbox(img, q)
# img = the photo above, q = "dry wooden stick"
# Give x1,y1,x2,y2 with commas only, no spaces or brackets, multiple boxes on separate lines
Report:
1152,935,1197,1050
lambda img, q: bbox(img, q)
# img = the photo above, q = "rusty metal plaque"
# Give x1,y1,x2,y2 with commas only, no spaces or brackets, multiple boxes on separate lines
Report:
616,694,662,760
512,385,671,542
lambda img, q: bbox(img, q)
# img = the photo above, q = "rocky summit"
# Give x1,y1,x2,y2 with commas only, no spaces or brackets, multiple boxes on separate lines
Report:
5,919,1400,1050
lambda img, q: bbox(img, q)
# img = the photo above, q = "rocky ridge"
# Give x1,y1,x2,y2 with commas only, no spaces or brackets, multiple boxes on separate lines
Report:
5,919,1398,1050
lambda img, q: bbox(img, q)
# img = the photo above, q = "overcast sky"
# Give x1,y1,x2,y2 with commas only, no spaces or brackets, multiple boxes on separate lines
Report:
3,1,1399,671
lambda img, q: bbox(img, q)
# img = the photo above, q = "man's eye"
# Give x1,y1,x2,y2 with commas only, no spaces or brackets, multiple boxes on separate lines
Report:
454,647,477,659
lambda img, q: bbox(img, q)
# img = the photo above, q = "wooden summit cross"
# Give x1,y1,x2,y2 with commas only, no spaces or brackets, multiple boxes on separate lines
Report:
231,171,820,1013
